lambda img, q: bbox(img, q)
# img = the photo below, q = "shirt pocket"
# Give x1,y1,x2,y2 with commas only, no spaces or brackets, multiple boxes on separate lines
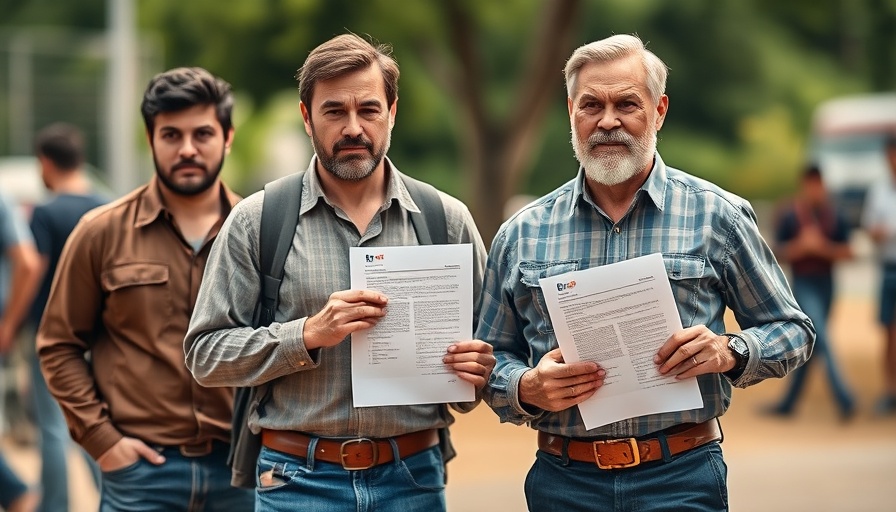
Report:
519,259,579,335
101,262,172,340
662,253,705,326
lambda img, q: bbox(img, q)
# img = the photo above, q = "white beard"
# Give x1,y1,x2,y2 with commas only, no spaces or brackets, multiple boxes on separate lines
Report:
572,125,656,186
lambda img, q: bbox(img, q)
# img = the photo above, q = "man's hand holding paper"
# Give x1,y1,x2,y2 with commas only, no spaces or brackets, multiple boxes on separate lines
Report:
655,325,739,379
519,348,606,412
303,289,388,350
538,252,704,429
442,340,496,390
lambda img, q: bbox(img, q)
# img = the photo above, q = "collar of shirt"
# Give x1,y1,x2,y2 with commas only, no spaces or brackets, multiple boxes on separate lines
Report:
567,153,668,220
300,156,423,219
133,176,240,229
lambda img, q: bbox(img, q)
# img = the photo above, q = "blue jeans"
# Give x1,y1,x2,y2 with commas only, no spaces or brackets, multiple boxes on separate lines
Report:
255,443,446,512
525,442,728,511
878,264,896,326
100,442,253,511
29,349,100,512
776,274,854,414
0,451,30,509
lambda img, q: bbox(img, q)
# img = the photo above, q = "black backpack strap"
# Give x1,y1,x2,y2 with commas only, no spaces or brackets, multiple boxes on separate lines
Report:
252,171,304,328
401,174,448,245
231,171,303,489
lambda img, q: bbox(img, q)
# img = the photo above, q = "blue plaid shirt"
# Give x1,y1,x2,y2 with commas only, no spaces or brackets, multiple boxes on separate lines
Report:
476,154,814,438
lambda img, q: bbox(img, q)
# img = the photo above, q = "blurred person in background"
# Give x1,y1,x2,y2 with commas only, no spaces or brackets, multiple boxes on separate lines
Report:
0,191,41,512
764,164,855,420
0,453,38,512
861,133,896,415
476,34,814,511
37,68,253,511
21,122,106,510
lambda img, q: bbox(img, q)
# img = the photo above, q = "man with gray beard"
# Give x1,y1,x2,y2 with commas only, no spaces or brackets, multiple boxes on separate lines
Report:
476,34,813,511
184,34,494,511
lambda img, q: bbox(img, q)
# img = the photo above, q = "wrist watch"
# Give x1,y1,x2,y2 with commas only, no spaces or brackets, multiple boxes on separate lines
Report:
724,334,749,378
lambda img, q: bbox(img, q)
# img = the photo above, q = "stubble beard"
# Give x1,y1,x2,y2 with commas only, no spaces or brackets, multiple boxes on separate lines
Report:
153,150,224,196
312,127,391,182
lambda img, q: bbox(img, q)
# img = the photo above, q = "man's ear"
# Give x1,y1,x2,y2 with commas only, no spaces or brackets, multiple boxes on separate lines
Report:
388,98,397,128
224,127,235,154
655,95,669,131
300,102,313,137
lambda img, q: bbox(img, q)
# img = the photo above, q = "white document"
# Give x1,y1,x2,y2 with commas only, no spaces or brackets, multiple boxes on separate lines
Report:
539,252,704,430
349,243,475,407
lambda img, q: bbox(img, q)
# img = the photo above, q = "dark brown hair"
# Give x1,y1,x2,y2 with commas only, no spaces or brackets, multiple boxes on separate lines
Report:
34,122,85,171
140,67,234,135
296,34,399,114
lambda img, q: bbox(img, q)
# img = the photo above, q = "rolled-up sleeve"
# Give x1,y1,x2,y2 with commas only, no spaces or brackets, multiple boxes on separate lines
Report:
721,199,815,387
185,194,318,388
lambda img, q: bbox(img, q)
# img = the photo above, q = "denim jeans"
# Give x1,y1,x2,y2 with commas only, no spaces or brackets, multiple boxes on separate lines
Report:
29,348,100,512
776,274,854,414
878,264,896,326
255,443,446,512
100,442,253,511
525,442,728,512
0,451,30,509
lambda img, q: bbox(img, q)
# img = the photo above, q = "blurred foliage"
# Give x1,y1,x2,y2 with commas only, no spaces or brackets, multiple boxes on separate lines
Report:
2,0,895,238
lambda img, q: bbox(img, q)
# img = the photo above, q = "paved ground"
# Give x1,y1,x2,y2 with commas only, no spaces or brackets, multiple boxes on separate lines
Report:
3,258,895,511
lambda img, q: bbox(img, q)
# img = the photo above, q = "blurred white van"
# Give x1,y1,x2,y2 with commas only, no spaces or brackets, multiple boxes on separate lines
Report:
809,93,896,228
0,156,44,216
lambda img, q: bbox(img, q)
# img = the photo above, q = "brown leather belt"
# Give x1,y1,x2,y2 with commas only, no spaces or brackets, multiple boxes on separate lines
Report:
152,439,219,458
261,428,440,470
538,420,722,470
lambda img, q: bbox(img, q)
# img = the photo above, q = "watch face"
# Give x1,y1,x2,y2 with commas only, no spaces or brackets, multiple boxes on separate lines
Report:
728,336,748,356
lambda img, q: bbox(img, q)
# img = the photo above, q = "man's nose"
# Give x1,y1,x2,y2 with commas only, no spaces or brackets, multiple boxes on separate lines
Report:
596,108,622,131
179,137,199,159
342,112,363,138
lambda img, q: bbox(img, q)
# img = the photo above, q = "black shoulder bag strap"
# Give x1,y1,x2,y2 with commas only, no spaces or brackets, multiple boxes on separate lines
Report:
229,171,304,489
253,171,305,327
402,173,448,246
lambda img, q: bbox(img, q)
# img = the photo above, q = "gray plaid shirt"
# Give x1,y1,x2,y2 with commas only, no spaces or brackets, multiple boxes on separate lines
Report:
185,157,487,437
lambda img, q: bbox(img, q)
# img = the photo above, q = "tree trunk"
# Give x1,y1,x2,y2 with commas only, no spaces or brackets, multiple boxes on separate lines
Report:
437,0,582,248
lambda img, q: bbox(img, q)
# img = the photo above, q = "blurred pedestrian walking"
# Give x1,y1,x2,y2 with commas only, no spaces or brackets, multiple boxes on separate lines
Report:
0,191,41,512
764,164,855,420
19,122,106,510
861,133,896,416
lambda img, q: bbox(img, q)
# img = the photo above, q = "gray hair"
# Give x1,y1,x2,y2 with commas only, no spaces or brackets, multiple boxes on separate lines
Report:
564,34,668,103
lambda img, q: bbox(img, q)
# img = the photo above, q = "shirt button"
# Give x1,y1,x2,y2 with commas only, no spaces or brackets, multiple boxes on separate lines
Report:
614,226,621,234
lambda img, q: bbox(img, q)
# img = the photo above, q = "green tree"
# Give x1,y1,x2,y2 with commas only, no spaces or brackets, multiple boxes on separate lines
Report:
3,0,893,243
